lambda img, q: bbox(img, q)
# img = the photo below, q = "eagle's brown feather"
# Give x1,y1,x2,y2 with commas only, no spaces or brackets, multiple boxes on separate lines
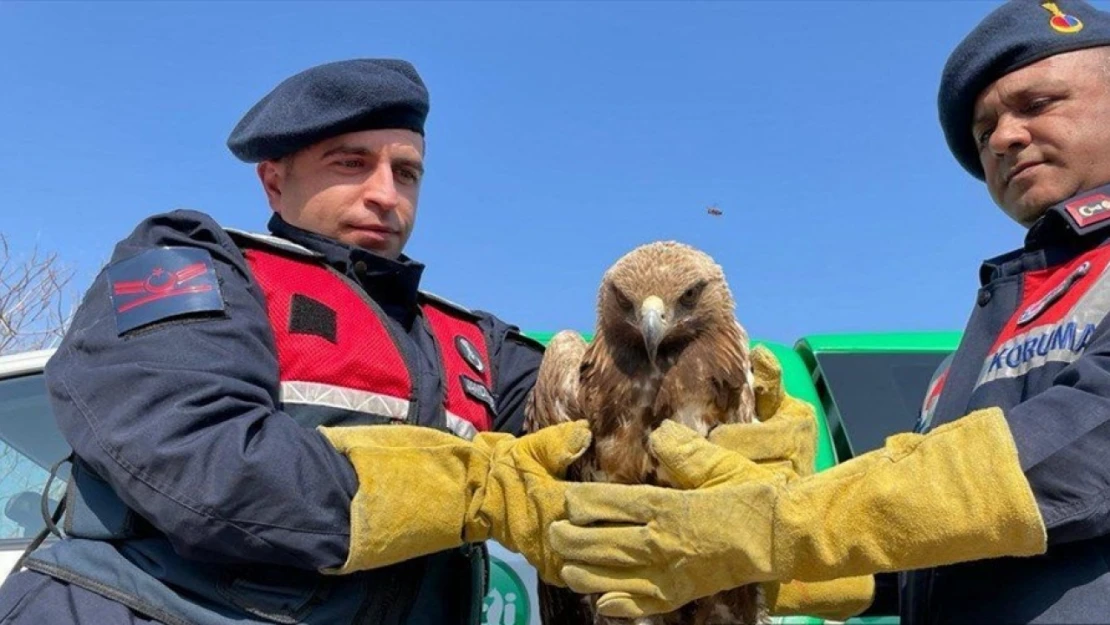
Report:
525,241,767,625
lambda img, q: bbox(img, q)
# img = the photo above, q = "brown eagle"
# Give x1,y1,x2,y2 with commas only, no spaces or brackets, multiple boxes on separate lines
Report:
524,241,766,625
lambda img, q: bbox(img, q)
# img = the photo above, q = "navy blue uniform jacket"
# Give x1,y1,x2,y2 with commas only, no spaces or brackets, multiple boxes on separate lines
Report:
44,209,542,576
904,187,1110,624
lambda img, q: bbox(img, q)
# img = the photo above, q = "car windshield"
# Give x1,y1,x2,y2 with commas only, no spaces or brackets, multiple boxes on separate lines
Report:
814,351,951,456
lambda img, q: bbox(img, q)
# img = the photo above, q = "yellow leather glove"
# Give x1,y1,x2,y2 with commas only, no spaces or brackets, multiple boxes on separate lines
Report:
550,408,1046,619
762,576,875,622
318,421,591,585
710,345,873,621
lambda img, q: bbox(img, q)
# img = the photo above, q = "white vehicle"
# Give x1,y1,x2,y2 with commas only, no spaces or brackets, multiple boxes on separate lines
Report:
0,349,67,577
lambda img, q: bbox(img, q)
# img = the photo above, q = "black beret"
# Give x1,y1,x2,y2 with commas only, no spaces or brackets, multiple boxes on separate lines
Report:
939,0,1110,180
227,58,429,163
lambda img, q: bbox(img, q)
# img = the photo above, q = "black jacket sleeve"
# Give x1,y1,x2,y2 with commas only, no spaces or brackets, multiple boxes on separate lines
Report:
46,210,357,571
1008,322,1110,546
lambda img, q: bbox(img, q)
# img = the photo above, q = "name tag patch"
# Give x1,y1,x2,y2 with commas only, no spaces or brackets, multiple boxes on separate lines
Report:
460,375,496,412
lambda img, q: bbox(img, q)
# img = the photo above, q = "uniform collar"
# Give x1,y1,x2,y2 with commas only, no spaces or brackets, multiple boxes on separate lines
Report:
980,183,1110,285
266,214,426,324
1026,183,1110,249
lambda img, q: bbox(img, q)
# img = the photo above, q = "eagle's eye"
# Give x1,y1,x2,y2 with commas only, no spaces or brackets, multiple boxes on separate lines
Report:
679,280,708,308
610,284,634,313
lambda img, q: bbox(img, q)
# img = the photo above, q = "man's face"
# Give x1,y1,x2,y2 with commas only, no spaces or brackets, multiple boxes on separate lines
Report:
973,48,1110,227
259,129,424,259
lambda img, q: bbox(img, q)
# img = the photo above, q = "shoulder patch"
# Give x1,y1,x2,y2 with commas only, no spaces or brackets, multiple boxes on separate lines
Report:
108,247,224,335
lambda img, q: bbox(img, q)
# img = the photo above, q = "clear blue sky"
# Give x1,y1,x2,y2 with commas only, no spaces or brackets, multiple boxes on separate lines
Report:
2,0,1084,344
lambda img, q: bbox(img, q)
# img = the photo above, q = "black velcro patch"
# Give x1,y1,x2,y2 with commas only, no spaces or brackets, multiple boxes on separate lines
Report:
290,294,337,344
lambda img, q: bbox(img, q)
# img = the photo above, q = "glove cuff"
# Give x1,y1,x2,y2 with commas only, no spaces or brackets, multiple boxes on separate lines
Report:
318,425,476,575
773,408,1046,581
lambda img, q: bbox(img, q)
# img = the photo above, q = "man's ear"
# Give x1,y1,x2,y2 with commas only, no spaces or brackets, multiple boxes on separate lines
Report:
258,160,285,213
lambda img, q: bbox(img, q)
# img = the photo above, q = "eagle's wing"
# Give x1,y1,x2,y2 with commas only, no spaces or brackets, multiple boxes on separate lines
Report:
523,330,588,433
522,330,597,625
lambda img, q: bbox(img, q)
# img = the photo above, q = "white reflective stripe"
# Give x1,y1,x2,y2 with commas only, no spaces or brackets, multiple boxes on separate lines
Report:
280,381,409,420
445,412,479,441
280,381,482,440
976,257,1110,387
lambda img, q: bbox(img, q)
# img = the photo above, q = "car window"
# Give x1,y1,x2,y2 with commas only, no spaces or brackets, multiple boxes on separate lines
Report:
0,373,69,543
813,351,952,458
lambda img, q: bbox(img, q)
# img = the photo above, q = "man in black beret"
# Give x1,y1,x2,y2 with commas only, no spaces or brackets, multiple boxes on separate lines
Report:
0,58,596,625
941,0,1110,227
544,2,1110,624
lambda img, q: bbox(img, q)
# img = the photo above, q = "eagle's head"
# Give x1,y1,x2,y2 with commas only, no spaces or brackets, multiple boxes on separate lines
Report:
597,241,735,367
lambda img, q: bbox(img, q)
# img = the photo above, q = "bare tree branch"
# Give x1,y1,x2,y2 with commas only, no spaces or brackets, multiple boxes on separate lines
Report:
0,233,74,356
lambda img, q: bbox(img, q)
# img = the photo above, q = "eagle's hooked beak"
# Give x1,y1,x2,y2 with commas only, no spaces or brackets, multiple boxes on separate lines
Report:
640,295,668,364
